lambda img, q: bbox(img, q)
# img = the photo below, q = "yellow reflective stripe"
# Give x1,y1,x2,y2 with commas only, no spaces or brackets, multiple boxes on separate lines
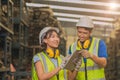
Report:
58,56,67,80
58,55,68,80
71,41,80,53
79,65,101,71
37,53,48,72
72,41,77,52
92,38,99,56
99,78,106,80
64,69,67,80
91,38,100,71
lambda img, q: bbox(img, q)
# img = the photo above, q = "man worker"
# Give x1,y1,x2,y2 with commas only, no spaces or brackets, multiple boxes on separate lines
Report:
68,16,108,80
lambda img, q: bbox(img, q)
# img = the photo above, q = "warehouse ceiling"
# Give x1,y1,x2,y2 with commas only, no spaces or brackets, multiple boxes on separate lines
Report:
26,0,120,28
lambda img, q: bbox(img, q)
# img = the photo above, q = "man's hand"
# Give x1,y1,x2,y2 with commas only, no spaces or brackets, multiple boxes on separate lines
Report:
80,49,93,59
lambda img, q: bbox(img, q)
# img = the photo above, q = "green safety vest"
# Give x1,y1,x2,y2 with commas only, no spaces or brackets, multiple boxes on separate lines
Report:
70,37,106,80
32,52,67,80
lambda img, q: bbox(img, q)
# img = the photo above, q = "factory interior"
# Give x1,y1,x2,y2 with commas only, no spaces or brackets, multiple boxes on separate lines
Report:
0,0,120,80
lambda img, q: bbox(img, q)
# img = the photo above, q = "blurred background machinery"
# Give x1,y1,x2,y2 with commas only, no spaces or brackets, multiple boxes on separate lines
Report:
105,18,120,80
0,0,66,80
0,0,13,79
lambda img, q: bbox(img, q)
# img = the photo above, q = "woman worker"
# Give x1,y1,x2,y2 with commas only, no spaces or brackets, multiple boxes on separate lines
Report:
32,27,82,80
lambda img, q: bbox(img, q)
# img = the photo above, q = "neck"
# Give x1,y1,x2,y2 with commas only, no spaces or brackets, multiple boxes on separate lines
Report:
47,47,54,50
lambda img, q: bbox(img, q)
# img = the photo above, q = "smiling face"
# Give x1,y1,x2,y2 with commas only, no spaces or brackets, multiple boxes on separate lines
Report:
77,27,92,42
43,31,60,49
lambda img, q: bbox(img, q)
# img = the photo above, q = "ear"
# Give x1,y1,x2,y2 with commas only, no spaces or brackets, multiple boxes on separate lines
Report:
89,31,92,34
89,29,92,34
43,39,47,43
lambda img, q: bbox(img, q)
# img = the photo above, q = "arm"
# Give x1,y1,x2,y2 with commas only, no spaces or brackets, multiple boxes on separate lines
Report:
89,54,107,67
68,70,78,80
35,61,61,80
81,50,107,67
10,64,16,72
10,64,16,80
81,40,107,68
90,40,107,67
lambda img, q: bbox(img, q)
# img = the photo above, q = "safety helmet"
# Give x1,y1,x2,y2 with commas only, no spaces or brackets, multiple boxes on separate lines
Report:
39,27,59,45
76,16,94,28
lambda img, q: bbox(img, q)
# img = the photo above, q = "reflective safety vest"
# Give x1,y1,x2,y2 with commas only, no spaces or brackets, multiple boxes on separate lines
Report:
32,52,67,80
70,37,106,80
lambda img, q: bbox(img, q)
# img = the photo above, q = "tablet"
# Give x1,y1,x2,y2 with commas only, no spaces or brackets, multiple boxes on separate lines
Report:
64,50,82,70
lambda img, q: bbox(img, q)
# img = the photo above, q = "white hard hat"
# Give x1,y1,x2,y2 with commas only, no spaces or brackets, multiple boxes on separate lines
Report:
39,27,59,45
76,16,94,28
